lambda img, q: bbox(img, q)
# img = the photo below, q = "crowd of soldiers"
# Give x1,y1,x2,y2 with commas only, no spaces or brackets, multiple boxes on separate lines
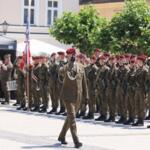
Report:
1,48,150,128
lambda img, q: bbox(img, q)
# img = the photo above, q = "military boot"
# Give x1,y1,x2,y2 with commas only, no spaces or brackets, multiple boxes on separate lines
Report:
124,118,134,125
132,119,144,126
47,108,57,114
145,113,150,120
76,111,85,118
115,116,126,124
82,113,94,120
75,142,83,149
95,115,106,121
104,116,115,122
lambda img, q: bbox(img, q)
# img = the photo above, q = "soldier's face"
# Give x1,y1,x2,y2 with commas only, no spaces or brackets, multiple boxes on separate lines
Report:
138,60,143,67
99,59,104,65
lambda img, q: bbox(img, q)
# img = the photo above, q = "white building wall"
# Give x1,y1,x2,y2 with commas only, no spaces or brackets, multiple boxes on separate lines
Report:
0,0,79,48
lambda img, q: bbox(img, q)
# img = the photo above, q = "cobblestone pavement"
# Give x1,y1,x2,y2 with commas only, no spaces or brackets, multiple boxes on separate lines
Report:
0,103,150,150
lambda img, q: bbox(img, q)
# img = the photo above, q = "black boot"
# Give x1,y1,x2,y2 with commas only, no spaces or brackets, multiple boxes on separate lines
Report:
95,115,106,121
75,142,83,149
115,116,126,124
39,107,46,113
104,116,115,122
76,111,85,118
145,113,150,120
58,137,68,145
47,108,57,114
17,105,25,110
31,106,39,112
23,107,28,111
124,118,134,125
1,101,9,105
13,102,20,106
56,108,65,115
132,119,144,126
82,113,94,119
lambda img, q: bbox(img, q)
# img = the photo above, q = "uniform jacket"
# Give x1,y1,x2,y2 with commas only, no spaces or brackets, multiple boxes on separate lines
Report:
60,61,89,103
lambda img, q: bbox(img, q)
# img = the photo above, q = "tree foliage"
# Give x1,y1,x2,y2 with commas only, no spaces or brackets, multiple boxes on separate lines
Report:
99,0,150,54
50,6,107,56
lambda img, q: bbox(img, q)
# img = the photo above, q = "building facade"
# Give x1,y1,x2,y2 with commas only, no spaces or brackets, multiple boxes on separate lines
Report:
0,0,79,48
80,0,150,20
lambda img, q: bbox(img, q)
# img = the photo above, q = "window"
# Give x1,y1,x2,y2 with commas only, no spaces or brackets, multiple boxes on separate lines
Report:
47,0,58,26
23,0,36,25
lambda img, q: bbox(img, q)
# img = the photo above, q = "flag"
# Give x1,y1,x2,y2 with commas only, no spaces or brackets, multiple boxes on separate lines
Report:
19,19,32,71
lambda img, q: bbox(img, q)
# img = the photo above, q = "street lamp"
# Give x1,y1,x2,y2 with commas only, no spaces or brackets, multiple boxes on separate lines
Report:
2,21,8,35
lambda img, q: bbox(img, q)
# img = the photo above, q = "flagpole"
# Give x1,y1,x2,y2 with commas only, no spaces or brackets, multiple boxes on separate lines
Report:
26,0,31,110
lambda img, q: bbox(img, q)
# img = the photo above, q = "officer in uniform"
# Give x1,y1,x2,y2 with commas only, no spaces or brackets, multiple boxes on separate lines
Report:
124,57,137,125
39,56,49,113
132,56,148,126
14,57,26,110
58,48,89,148
105,56,116,122
83,55,97,119
56,52,66,115
1,54,13,104
47,53,59,114
31,57,41,112
95,55,109,121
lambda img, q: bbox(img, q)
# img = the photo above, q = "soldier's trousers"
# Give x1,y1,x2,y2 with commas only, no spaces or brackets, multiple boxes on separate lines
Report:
58,100,81,144
40,82,49,109
79,96,87,114
32,83,41,109
1,80,10,103
57,83,65,111
49,82,58,110
17,81,25,107
125,88,135,119
106,87,116,118
115,85,126,118
88,90,96,114
147,91,150,111
134,88,145,120
98,89,107,116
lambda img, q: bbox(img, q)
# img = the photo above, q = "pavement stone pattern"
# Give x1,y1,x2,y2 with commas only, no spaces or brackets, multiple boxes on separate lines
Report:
0,102,150,150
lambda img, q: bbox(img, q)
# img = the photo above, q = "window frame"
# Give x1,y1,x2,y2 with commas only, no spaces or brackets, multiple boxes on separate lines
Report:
47,0,59,26
23,0,37,25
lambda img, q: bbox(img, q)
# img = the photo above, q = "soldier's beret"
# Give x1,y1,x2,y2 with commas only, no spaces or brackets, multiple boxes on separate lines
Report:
124,54,131,59
130,58,136,64
99,55,106,60
119,55,125,60
103,52,110,57
51,53,56,57
91,55,96,60
109,56,115,60
66,48,76,55
95,48,100,52
77,53,85,59
137,56,146,62
57,51,65,56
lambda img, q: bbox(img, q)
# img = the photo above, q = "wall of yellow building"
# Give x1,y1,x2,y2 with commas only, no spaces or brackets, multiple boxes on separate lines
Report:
80,1,150,20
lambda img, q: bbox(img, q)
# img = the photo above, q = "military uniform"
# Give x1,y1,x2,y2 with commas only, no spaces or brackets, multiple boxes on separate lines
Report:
39,62,49,112
15,67,26,109
58,61,89,147
31,63,41,111
95,63,109,121
83,63,97,119
47,60,59,114
132,66,148,125
1,59,13,104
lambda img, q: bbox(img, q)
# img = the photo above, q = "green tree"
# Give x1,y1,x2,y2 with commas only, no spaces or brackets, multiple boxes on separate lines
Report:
99,0,150,54
50,6,107,56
